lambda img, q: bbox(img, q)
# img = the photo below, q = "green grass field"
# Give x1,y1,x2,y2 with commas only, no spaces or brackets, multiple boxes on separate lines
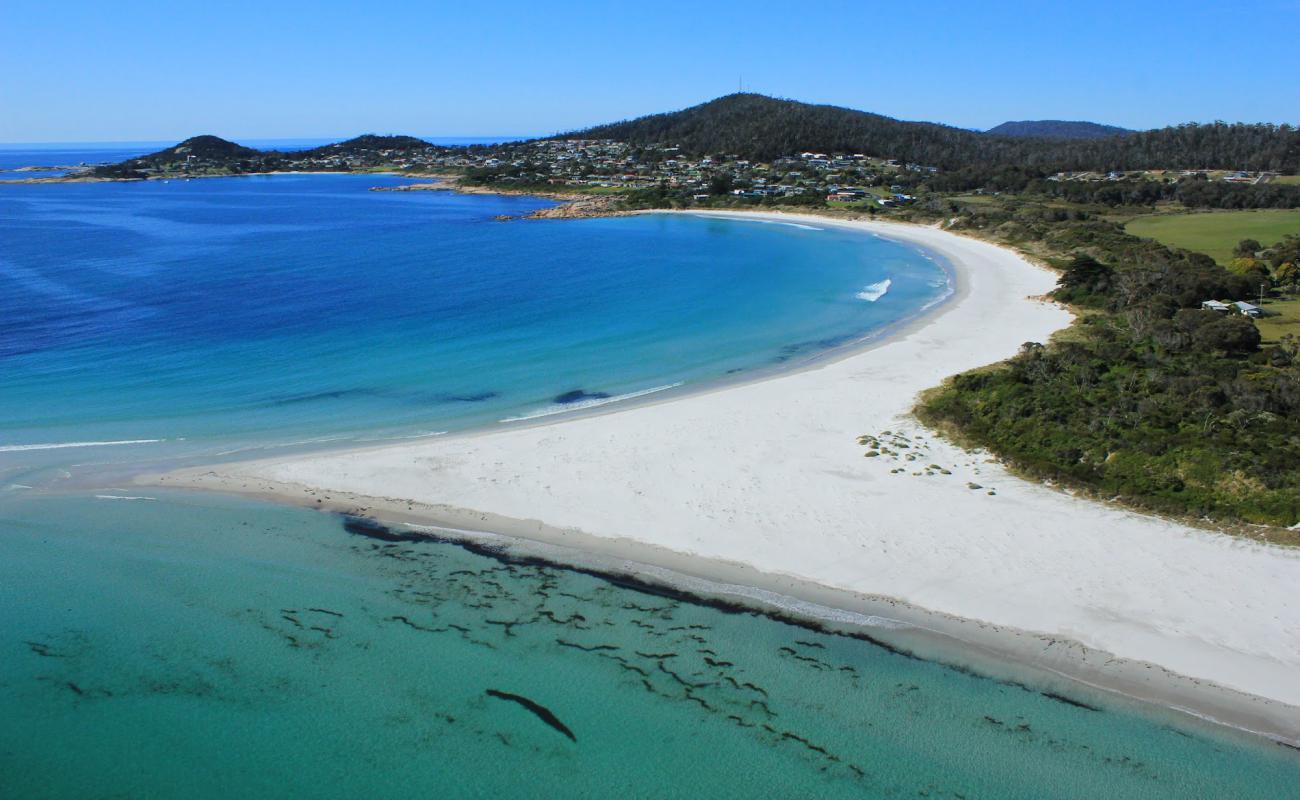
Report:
1256,296,1300,345
1125,209,1300,264
1271,175,1300,186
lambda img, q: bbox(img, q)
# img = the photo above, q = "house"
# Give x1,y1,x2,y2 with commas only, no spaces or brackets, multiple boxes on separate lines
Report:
1201,300,1231,313
1233,301,1264,318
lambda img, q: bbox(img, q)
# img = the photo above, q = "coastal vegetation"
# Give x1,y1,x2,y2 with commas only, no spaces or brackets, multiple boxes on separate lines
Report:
918,203,1300,530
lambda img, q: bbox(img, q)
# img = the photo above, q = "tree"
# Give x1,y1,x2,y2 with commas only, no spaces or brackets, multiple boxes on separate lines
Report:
1267,236,1300,268
1228,257,1262,275
1276,262,1299,292
1054,254,1114,305
709,174,734,195
1183,311,1261,357
1234,238,1263,258
1227,257,1271,289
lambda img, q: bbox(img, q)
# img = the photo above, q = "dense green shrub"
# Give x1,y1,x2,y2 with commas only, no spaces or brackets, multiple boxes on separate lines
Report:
922,208,1300,526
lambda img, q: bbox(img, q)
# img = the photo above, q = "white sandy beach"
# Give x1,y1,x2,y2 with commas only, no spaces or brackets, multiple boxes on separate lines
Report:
157,211,1300,737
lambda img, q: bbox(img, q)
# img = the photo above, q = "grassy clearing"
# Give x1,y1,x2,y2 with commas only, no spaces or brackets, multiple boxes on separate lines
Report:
1256,296,1300,345
1271,175,1300,186
1125,209,1300,264
949,193,999,206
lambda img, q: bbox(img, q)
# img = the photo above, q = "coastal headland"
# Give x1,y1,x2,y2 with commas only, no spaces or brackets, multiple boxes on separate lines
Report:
148,210,1300,745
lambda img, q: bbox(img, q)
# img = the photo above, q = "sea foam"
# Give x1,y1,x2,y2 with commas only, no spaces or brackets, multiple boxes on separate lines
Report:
691,214,824,231
0,439,164,452
855,278,892,302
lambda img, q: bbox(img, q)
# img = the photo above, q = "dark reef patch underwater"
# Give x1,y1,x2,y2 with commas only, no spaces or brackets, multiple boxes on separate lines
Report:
1,492,1296,799
553,389,613,404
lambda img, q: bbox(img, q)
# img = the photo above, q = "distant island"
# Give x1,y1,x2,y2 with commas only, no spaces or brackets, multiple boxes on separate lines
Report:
985,120,1133,139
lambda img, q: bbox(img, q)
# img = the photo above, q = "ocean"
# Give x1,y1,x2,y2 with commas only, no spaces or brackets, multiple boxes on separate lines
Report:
1,156,1296,797
0,171,947,480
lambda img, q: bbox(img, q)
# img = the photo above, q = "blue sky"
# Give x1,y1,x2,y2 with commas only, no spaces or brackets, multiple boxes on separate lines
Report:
2,0,1296,143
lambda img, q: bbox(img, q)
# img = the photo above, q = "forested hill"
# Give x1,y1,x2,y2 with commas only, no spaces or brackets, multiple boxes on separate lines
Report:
563,94,1299,173
90,134,440,178
137,135,262,164
295,134,433,157
985,120,1132,139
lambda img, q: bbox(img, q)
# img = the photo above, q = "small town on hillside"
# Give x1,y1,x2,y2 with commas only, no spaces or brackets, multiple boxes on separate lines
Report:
31,137,1286,209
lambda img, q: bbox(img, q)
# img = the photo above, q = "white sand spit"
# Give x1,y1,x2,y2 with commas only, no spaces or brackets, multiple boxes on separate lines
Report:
159,211,1300,734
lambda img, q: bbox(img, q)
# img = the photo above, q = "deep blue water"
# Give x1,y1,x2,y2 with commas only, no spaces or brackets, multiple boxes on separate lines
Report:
0,144,156,179
0,173,946,479
1,171,1296,797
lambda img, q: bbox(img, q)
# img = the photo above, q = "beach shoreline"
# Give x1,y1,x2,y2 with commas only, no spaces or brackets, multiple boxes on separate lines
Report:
144,210,1300,746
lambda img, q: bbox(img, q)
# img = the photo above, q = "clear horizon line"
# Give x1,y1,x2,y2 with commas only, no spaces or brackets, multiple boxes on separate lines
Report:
0,134,543,148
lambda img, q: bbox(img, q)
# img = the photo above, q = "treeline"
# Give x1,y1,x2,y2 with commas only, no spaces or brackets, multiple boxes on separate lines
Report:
985,120,1132,139
293,135,433,158
567,94,1300,173
920,207,1300,526
922,167,1300,209
1042,175,1300,209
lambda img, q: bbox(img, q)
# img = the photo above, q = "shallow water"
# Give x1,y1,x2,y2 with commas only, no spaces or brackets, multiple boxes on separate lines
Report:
1,492,1296,799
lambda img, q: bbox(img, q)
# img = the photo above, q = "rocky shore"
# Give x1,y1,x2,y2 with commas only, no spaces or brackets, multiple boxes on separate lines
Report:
370,175,630,219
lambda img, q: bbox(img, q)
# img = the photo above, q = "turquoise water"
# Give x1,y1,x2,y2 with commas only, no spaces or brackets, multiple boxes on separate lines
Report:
2,492,1297,798
1,173,1297,796
1,173,944,480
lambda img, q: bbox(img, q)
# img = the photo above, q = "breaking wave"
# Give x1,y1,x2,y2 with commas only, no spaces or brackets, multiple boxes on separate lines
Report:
856,278,892,302
0,439,164,452
691,214,824,231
